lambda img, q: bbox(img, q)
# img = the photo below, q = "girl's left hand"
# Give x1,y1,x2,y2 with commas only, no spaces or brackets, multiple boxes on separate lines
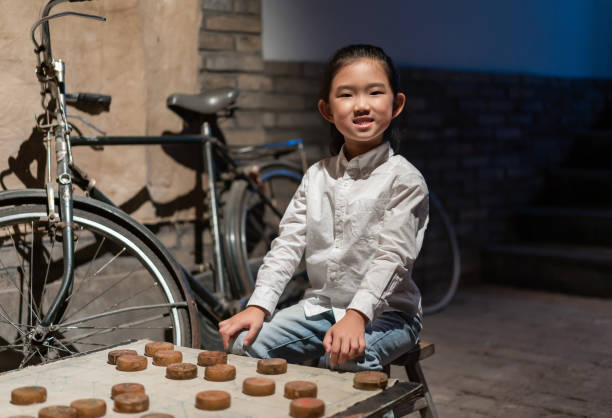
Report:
323,309,367,366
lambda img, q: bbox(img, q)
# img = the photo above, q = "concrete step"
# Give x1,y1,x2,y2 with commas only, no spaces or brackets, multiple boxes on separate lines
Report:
566,130,612,169
517,206,612,246
483,243,612,297
536,168,612,207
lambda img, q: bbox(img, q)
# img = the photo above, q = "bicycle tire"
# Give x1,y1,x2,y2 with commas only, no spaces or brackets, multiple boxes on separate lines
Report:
413,191,461,315
222,162,305,303
0,193,195,371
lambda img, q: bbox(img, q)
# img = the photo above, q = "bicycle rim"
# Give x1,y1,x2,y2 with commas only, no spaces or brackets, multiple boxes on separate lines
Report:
223,163,305,301
413,191,461,315
0,205,192,371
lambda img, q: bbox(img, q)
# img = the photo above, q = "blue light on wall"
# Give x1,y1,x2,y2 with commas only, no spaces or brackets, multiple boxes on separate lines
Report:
263,0,612,78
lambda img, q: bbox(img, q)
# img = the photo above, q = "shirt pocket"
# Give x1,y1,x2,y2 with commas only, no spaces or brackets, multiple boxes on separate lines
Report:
349,198,388,242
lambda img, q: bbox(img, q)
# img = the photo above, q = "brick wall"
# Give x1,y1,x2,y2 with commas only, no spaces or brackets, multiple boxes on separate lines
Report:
199,0,327,162
196,0,612,283
396,70,612,280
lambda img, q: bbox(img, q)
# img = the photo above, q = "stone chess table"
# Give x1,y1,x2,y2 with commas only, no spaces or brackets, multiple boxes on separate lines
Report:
1,339,420,417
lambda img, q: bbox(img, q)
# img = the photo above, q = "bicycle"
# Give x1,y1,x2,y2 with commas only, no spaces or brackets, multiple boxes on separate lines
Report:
0,0,460,372
0,0,305,371
412,192,461,315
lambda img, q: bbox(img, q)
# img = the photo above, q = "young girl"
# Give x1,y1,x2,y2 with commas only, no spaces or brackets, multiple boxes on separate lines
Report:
219,44,428,372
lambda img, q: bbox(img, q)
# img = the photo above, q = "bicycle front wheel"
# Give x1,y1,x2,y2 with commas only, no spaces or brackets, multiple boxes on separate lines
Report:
222,162,305,303
412,191,461,315
0,202,193,371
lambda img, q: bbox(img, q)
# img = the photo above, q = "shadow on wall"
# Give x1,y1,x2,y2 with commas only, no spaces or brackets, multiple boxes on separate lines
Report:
0,123,208,222
0,127,46,190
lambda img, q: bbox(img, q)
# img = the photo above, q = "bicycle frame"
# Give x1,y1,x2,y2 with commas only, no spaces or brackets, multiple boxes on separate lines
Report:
5,4,461,372
29,0,308,333
31,0,107,332
69,133,302,304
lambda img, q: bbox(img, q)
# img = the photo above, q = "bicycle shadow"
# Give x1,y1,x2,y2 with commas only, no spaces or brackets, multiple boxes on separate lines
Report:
120,129,209,221
0,127,207,220
0,124,212,271
0,127,46,190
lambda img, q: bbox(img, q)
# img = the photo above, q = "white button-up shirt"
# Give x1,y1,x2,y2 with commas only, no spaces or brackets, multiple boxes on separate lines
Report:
247,141,428,322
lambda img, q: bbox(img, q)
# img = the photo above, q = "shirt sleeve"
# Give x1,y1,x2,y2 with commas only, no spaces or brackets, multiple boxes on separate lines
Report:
347,174,429,321
246,167,310,315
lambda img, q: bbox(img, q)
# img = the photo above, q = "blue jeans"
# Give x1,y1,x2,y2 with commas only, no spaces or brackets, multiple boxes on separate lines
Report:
230,301,422,372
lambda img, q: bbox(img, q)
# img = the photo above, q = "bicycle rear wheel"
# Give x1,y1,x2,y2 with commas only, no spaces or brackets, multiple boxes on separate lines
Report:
412,191,461,315
0,200,193,371
222,162,306,304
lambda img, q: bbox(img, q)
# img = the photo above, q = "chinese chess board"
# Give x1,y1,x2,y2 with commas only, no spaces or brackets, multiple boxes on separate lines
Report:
1,339,400,417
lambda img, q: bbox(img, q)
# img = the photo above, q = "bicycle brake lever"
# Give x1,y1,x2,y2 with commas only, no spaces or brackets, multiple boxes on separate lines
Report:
32,12,106,52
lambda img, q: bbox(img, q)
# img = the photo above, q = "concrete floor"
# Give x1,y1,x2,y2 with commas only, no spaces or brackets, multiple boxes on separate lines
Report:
390,285,612,418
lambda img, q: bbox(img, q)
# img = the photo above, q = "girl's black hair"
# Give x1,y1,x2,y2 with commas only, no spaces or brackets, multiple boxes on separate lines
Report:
319,44,401,155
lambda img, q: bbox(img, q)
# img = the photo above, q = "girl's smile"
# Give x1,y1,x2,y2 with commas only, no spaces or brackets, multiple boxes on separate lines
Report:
353,116,375,129
318,58,405,159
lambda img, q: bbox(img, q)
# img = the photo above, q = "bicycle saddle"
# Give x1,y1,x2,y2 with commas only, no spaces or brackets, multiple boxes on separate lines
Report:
166,88,238,116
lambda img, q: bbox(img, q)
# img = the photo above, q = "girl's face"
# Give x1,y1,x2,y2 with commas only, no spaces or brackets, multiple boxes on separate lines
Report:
318,58,405,158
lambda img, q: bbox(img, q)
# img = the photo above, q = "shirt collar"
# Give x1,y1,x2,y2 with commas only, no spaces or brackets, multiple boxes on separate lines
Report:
336,141,393,177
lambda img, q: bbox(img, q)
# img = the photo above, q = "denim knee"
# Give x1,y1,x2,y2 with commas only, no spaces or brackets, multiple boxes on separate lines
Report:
229,330,247,356
229,330,270,359
331,347,384,372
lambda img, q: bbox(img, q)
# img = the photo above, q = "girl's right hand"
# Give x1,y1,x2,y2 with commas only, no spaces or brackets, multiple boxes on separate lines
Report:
218,305,267,351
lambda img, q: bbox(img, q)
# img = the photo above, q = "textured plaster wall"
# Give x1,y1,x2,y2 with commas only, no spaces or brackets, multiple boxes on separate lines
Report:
0,0,201,223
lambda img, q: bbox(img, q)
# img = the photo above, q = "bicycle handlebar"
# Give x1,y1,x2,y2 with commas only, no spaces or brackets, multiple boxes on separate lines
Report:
34,0,104,65
66,92,112,112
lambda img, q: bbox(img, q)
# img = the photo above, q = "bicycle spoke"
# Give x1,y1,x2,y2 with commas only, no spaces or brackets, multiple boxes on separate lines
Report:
80,236,106,282
6,225,28,282
67,240,123,305
65,325,171,330
1,227,42,323
0,203,195,366
0,261,41,324
28,221,38,325
33,345,47,365
92,247,126,278
38,235,56,320
58,313,168,344
0,344,24,352
0,307,26,336
41,342,73,355
54,338,75,355
43,342,126,359
0,317,35,328
18,350,36,369
62,255,134,321
106,283,157,311
58,302,187,328
49,337,75,356
67,245,127,308
63,341,107,347
67,235,105,305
